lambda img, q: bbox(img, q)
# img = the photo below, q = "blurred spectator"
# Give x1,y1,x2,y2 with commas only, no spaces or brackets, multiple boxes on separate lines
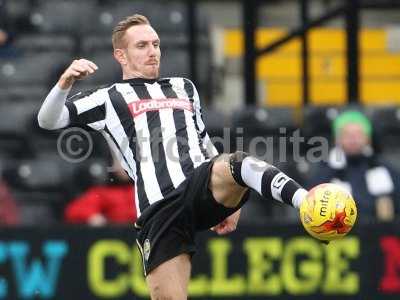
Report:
64,164,137,226
0,180,19,225
0,3,19,58
307,110,400,221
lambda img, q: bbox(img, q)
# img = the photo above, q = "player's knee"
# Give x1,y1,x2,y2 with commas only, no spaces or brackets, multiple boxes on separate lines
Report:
210,153,249,208
150,281,187,300
229,151,249,187
151,287,183,300
211,152,249,186
154,292,186,300
152,294,174,300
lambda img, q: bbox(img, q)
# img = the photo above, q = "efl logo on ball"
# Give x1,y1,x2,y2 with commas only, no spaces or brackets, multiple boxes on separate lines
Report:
300,183,357,242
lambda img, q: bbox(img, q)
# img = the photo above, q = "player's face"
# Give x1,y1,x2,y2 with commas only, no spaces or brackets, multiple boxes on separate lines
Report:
119,25,161,79
337,123,370,155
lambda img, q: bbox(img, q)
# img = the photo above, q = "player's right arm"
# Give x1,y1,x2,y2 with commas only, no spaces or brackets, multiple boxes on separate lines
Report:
37,59,98,130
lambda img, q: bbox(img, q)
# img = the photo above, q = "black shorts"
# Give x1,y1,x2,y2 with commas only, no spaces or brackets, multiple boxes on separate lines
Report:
135,157,249,276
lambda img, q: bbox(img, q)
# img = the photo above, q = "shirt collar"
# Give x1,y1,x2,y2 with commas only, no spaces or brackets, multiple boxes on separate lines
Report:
121,77,159,85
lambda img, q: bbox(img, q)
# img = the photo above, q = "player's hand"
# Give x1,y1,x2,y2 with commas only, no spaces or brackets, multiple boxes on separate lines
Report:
58,59,98,89
211,209,241,235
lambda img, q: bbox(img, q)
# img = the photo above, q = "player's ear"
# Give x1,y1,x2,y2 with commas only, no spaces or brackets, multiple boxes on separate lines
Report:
114,49,127,66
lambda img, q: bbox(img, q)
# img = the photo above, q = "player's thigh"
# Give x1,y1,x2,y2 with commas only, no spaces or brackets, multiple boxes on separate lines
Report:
209,154,248,208
146,253,191,300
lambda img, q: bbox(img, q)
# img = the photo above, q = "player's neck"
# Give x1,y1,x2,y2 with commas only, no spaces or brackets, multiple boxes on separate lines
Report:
122,70,158,81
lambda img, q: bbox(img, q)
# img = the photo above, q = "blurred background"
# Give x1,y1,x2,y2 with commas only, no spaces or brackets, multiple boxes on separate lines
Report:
1,0,400,299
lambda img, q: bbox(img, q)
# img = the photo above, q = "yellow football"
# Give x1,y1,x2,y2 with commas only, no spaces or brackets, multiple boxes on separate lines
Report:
300,183,357,242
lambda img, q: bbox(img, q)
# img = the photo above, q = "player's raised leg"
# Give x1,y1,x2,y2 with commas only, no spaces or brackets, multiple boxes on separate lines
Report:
146,254,191,300
210,152,308,209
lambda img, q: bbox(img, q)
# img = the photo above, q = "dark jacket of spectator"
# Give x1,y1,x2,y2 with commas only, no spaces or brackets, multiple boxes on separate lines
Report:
307,110,400,221
308,147,400,220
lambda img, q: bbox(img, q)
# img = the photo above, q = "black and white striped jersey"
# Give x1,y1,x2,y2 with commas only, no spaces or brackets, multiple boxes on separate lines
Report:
65,77,218,217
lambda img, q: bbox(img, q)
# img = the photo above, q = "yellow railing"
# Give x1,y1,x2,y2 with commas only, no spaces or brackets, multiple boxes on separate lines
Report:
224,28,400,106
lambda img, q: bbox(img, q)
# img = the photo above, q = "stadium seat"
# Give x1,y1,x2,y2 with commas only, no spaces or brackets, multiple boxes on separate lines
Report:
231,106,297,137
202,107,228,136
4,157,107,194
15,158,110,224
0,101,38,136
80,35,112,55
230,107,298,164
0,52,70,88
301,105,343,140
152,2,188,34
71,159,109,191
2,157,75,223
366,106,400,154
3,0,31,21
160,47,190,78
29,0,97,35
31,122,111,160
0,101,38,159
17,198,59,225
0,136,32,160
157,1,209,35
366,106,400,135
3,0,34,32
3,159,67,191
158,32,211,98
0,86,48,103
14,33,76,54
93,0,208,38
89,0,161,34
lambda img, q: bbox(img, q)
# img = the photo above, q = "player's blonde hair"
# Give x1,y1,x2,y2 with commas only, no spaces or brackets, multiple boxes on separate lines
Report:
112,14,150,49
